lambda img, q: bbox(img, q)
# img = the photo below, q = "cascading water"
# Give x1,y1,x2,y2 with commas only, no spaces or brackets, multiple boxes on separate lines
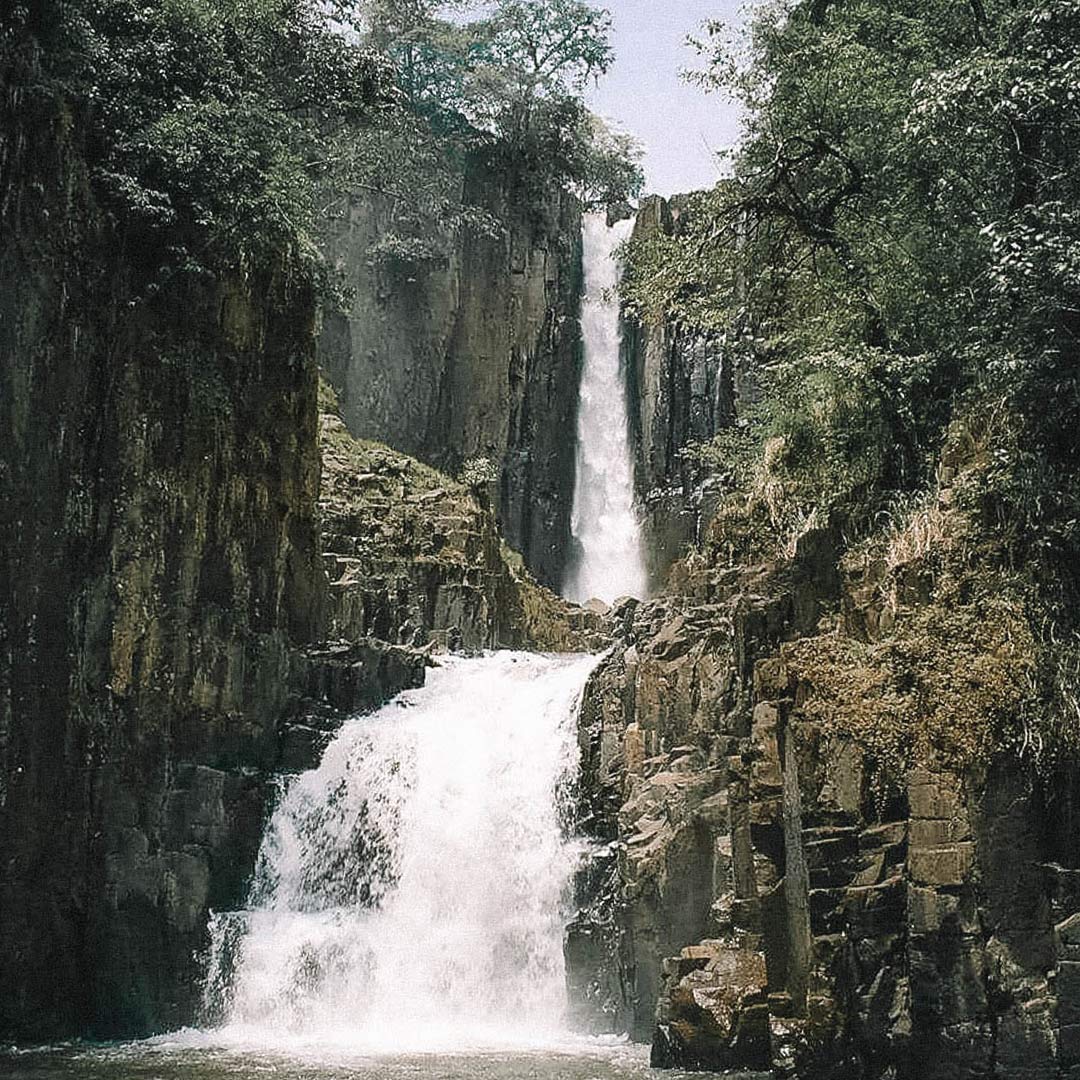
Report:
566,213,650,605
204,651,600,1054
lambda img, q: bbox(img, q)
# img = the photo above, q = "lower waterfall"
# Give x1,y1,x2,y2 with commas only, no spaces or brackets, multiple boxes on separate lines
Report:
204,651,600,1054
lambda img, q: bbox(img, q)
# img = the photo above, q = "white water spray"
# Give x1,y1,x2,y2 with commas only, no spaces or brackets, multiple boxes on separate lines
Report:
205,651,600,1054
566,214,649,605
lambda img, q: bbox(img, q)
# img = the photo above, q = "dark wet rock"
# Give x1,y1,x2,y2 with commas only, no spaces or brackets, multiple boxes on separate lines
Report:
652,942,771,1072
620,196,751,586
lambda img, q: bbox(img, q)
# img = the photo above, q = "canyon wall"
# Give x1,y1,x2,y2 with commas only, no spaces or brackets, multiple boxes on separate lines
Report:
319,162,584,590
621,195,752,587
568,432,1080,1079
320,185,741,597
0,90,592,1042
0,90,332,1037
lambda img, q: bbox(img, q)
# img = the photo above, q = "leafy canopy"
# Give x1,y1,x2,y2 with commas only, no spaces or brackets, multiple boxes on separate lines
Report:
5,0,397,286
5,0,641,292
623,0,1080,541
345,0,640,210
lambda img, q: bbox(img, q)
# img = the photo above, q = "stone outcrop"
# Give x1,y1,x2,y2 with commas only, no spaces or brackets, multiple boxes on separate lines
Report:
569,464,1080,1078
319,159,584,590
651,941,771,1071
318,381,607,654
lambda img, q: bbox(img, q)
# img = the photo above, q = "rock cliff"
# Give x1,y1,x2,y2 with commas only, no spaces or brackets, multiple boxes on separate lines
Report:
621,195,754,586
319,160,584,590
0,89,336,1037
317,381,606,655
0,92,593,1042
569,425,1080,1079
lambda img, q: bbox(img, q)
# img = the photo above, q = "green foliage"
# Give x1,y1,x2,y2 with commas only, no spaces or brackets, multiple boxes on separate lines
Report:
349,0,642,211
5,0,394,288
627,0,1080,761
680,345,942,567
486,0,614,90
766,349,922,501
626,0,1080,561
5,0,640,297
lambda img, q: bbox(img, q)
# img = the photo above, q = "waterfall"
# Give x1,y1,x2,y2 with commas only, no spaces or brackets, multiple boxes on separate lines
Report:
565,213,649,606
205,651,600,1053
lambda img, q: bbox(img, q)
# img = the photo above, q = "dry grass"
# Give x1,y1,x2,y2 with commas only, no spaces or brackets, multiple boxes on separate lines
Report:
780,506,824,561
1028,625,1080,763
883,496,952,574
785,570,1038,780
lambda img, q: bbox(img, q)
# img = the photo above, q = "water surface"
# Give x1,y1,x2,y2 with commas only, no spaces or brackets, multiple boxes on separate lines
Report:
2,1035,768,1080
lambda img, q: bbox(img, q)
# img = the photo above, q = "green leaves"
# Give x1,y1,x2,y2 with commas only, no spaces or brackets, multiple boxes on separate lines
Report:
12,0,393,288
348,0,639,216
627,0,1080,622
486,0,614,90
12,0,637,293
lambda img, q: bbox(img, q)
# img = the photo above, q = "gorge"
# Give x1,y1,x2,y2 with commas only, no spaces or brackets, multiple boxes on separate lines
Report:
4,1,1080,1079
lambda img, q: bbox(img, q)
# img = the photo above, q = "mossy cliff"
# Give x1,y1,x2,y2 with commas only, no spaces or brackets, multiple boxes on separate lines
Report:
0,86,594,1042
569,412,1080,1079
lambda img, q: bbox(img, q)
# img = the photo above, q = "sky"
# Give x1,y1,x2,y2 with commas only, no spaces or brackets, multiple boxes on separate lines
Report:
585,0,746,196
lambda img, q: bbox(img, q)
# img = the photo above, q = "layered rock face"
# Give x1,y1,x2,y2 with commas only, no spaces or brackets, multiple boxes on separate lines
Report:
318,382,606,656
0,96,335,1037
0,96,592,1042
319,160,584,589
570,469,1080,1078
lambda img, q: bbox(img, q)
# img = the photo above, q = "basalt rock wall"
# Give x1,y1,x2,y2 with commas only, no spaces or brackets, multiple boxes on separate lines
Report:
570,458,1080,1078
319,161,584,590
0,89,588,1042
0,88,338,1039
621,195,753,586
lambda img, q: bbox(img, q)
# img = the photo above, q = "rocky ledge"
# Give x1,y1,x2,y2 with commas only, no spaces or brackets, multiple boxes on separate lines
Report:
318,380,606,655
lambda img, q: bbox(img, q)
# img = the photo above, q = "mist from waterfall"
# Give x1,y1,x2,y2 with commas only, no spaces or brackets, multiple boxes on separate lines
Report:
203,651,600,1054
566,213,649,606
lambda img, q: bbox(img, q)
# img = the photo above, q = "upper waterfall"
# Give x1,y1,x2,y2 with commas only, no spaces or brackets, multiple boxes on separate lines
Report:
565,214,649,605
204,651,600,1054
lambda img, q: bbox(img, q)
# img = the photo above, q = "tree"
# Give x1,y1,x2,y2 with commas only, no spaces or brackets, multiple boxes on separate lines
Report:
623,0,1080,600
5,0,394,288
341,0,640,209
347,0,487,126
486,0,614,92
